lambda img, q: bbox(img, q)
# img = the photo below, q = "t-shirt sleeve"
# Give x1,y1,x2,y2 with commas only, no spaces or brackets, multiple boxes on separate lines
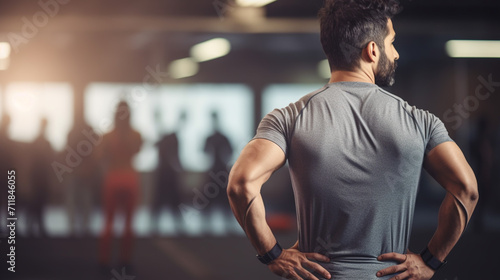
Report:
252,107,293,157
415,109,454,154
425,116,453,153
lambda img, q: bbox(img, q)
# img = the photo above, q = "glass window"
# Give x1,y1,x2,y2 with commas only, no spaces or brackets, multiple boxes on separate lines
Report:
85,83,253,172
4,82,73,151
261,84,325,117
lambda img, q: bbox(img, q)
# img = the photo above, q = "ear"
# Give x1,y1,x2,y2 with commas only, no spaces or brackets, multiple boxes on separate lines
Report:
364,41,379,63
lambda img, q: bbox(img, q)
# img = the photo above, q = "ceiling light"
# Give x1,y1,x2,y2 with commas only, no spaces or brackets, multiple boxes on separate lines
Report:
236,0,277,7
190,38,231,62
169,58,199,79
0,42,11,59
318,59,331,79
0,42,11,70
445,40,500,58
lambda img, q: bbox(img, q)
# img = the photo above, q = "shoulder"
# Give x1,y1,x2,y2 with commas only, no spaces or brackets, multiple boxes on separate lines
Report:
295,85,331,109
378,87,439,120
268,85,330,120
376,86,407,106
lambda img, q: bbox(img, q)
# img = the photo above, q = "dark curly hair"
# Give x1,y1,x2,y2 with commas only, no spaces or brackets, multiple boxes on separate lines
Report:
319,0,401,71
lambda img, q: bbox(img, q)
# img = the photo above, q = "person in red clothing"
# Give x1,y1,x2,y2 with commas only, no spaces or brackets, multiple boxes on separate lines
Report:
98,100,142,270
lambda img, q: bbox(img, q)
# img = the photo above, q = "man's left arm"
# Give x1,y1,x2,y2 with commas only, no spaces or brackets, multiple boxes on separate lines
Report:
376,142,478,280
227,139,331,280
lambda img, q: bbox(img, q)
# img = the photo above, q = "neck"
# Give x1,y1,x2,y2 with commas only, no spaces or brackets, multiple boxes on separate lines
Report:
329,67,375,84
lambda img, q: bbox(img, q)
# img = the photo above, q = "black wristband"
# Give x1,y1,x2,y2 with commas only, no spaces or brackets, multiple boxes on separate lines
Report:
257,242,283,265
420,246,447,271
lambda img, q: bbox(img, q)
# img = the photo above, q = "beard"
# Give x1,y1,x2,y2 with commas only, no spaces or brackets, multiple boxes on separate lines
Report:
374,51,397,87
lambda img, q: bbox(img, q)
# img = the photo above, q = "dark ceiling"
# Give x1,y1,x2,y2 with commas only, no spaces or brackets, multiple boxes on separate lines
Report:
0,0,499,18
0,0,498,84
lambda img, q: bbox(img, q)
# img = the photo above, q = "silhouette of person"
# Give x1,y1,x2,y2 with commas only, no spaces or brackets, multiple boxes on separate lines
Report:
203,110,233,211
0,114,15,237
470,116,494,232
29,117,55,237
98,101,142,270
66,117,101,237
152,110,185,235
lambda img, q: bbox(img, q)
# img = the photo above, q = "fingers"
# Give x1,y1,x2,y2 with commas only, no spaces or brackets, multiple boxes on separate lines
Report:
303,253,331,279
281,271,301,280
376,264,406,278
302,261,331,279
271,250,332,280
378,252,407,263
378,253,435,280
288,273,301,280
295,267,320,280
388,270,410,280
282,270,311,280
304,252,331,263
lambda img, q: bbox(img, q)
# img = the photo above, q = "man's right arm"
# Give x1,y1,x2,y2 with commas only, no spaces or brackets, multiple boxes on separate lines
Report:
377,141,478,279
227,139,331,280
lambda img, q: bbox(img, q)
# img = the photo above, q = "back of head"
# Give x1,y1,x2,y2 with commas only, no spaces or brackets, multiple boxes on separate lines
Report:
210,110,220,131
40,117,48,134
1,114,10,131
114,100,132,131
319,0,401,71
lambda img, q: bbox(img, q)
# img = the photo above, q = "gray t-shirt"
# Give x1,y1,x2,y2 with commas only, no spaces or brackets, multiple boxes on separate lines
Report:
254,82,452,279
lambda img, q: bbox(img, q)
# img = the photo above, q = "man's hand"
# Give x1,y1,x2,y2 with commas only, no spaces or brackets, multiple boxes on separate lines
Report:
268,248,331,280
376,251,434,280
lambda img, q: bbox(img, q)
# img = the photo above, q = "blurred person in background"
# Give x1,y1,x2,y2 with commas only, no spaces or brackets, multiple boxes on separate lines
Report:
204,110,233,229
66,117,101,237
227,0,478,279
29,117,55,237
97,100,142,271
152,109,185,235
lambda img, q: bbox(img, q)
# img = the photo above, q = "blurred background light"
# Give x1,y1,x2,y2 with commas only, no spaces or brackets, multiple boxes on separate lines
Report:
168,57,199,79
0,42,11,70
0,42,11,59
190,38,231,62
317,59,331,80
262,84,325,117
236,0,277,7
446,40,500,58
5,83,73,151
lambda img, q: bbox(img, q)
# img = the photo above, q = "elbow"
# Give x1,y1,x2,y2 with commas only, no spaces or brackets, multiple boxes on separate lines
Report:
461,176,479,205
227,174,257,203
226,181,240,201
470,187,479,204
469,186,479,206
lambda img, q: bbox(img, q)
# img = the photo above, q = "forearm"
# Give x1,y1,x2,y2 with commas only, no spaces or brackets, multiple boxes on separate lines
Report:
228,183,277,255
427,191,477,261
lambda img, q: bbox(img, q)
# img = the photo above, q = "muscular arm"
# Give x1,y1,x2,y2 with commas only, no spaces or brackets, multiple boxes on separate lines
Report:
227,138,285,254
423,141,478,261
227,139,331,280
378,141,479,279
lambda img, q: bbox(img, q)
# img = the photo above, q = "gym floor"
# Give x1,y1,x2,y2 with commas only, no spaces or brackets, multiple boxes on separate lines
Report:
0,228,498,280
